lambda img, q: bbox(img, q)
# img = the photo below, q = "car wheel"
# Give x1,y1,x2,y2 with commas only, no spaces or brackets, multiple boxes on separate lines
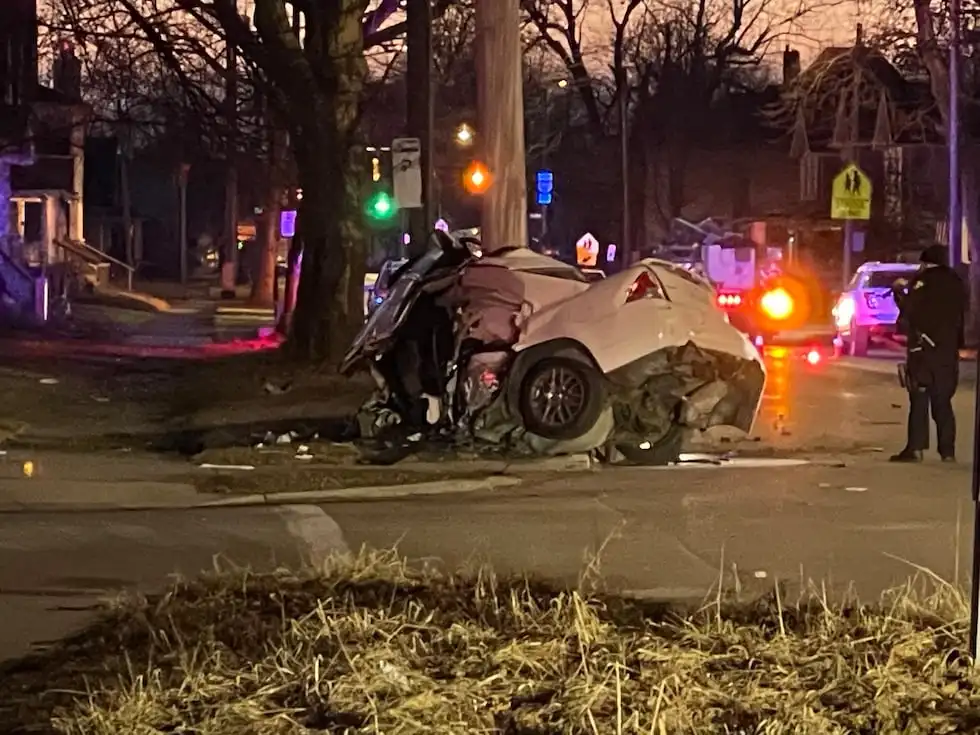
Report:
849,323,869,356
518,355,605,441
615,424,685,466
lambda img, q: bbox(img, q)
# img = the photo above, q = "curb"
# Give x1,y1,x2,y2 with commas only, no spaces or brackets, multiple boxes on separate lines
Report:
0,476,524,513
198,475,523,507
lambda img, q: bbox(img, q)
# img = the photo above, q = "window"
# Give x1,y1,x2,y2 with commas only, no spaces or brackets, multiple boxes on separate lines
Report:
864,270,916,289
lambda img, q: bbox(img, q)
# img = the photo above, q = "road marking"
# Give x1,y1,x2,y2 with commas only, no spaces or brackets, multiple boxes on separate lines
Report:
641,456,810,470
276,506,349,567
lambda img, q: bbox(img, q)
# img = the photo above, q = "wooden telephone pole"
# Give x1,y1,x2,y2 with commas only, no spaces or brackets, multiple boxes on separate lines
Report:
476,0,527,250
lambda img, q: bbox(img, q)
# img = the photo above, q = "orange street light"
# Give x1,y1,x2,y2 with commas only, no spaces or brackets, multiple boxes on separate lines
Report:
463,161,492,194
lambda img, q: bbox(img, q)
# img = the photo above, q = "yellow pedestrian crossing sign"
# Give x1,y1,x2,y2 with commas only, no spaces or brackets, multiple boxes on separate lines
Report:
831,163,872,220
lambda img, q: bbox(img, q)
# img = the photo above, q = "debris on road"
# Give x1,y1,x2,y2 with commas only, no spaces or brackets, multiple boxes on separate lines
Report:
198,463,255,471
4,553,978,733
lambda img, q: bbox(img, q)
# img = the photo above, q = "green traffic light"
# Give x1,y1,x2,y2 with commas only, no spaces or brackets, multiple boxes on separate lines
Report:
367,191,396,220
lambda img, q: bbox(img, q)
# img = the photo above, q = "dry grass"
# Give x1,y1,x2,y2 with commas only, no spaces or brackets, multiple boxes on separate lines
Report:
2,551,980,734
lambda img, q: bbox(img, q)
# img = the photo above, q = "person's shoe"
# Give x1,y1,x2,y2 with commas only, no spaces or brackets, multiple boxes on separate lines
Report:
889,449,924,463
941,455,957,464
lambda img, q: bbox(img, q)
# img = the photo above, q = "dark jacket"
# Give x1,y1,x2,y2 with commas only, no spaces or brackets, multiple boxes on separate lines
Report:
897,264,968,355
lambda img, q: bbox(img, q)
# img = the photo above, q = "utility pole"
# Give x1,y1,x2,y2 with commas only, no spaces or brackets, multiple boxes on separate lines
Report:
476,0,527,250
178,163,189,284
405,0,433,256
950,0,963,269
620,84,630,267
220,33,239,298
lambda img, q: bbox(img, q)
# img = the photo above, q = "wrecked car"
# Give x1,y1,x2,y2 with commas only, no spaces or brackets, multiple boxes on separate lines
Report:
340,231,766,464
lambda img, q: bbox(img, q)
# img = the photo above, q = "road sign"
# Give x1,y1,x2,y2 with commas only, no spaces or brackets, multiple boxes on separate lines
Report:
392,137,422,209
576,232,599,267
536,169,554,206
831,163,872,220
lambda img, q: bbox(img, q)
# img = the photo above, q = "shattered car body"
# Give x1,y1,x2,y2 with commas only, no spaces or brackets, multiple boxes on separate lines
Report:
340,233,766,464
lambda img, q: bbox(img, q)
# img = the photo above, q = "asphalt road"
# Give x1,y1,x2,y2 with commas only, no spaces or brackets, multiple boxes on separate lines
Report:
1,350,977,663
0,506,346,662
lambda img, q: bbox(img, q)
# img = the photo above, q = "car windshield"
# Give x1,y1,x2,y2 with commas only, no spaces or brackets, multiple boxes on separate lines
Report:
865,270,916,289
377,260,408,289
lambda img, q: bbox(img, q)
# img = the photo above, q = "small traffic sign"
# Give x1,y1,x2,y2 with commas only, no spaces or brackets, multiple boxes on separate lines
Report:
576,232,599,267
831,163,872,221
536,170,554,206
392,137,422,208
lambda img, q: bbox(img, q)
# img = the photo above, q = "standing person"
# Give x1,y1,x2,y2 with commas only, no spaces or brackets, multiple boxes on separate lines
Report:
890,244,968,463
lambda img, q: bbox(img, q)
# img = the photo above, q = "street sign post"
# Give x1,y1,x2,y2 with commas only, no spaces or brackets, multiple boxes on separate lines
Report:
831,163,873,288
535,170,554,242
392,137,422,209
576,232,599,267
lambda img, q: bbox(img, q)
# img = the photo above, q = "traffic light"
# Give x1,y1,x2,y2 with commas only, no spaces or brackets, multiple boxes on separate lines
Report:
366,190,396,222
463,161,492,195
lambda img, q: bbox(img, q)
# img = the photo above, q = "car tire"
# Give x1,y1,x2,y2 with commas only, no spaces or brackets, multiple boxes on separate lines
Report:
517,355,605,441
615,424,685,466
850,324,870,356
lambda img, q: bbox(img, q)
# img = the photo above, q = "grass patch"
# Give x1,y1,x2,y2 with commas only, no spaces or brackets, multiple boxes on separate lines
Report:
1,552,979,733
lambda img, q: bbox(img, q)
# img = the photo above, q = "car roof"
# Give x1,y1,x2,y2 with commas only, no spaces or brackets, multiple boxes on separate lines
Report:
856,261,919,272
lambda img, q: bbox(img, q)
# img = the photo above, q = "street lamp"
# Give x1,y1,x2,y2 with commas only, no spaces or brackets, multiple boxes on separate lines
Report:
455,123,475,146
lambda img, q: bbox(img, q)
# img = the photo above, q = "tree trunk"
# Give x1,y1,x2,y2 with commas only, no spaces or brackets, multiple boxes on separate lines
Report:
627,103,650,257
120,151,134,268
276,236,302,335
251,208,278,308
476,0,527,250
250,127,286,308
286,1,368,364
289,134,366,363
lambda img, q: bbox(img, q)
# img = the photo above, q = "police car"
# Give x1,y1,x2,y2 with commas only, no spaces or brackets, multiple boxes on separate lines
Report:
833,261,921,356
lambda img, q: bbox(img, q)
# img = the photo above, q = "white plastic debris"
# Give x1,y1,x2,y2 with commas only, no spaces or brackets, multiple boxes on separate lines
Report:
298,445,309,453
275,433,292,445
753,570,767,579
295,454,314,461
845,486,868,493
39,378,59,385
199,463,256,471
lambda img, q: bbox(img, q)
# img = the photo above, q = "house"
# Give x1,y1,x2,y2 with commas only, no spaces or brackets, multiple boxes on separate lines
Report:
0,0,112,314
785,31,946,254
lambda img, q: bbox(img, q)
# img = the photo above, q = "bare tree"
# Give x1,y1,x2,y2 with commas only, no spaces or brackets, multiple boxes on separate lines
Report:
909,0,980,326
524,0,823,245
45,0,444,363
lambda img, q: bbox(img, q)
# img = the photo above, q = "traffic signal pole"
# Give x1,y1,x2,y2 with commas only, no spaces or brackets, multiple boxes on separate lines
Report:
405,0,434,257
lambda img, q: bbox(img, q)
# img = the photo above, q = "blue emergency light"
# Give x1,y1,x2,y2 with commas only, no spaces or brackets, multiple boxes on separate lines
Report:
535,170,554,206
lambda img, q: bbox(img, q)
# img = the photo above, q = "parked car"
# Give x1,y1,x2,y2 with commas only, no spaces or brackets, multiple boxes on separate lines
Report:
341,232,766,465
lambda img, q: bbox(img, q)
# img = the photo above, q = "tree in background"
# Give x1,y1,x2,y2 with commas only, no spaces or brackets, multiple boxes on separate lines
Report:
44,0,418,363
523,0,814,250
908,0,980,330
